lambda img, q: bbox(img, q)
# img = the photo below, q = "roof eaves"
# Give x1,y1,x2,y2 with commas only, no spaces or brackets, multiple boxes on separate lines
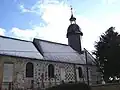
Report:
43,58,85,65
0,53,43,60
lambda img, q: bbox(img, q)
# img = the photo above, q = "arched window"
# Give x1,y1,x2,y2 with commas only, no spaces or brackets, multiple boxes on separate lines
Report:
48,64,54,78
78,67,82,78
26,62,34,77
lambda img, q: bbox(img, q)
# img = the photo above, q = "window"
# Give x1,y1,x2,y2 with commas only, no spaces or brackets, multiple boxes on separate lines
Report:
78,67,82,78
48,64,54,78
60,68,65,80
3,63,13,82
26,62,34,77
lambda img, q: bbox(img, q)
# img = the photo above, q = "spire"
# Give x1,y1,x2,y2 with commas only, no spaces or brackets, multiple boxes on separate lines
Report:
69,6,76,24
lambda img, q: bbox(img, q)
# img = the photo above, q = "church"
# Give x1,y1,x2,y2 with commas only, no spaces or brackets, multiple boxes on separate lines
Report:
0,9,101,90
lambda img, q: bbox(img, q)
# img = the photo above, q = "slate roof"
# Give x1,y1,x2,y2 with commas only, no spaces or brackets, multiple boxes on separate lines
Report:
85,49,96,65
33,38,96,65
0,35,96,65
0,36,43,59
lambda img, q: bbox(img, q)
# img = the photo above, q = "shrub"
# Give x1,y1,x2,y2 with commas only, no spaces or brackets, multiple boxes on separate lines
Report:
45,82,91,90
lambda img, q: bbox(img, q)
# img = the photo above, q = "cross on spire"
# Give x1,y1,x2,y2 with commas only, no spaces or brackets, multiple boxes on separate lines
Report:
69,5,76,24
70,5,73,16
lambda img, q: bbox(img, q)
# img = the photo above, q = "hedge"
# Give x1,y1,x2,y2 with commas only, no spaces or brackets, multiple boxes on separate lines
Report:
46,82,91,90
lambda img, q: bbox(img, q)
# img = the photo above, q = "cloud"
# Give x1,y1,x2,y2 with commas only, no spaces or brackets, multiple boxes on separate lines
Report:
17,0,71,43
16,0,106,52
16,0,120,52
19,4,32,13
11,27,38,40
19,0,69,15
102,0,119,4
19,1,42,14
0,28,6,36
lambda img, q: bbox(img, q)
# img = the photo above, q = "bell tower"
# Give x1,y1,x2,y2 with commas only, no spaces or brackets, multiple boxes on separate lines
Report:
66,7,83,53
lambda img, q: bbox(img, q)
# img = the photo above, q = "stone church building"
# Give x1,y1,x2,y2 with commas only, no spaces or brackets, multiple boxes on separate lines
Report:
0,11,101,90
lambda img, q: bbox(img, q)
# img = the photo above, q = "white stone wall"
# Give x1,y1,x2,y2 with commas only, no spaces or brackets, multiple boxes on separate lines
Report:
0,56,76,89
31,61,76,88
0,56,100,89
75,65,101,85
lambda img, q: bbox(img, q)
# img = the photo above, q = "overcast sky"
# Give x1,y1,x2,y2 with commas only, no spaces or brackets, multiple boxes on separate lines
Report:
0,0,120,52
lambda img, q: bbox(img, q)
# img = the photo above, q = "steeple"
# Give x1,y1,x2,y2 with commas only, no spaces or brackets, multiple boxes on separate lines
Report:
66,6,83,53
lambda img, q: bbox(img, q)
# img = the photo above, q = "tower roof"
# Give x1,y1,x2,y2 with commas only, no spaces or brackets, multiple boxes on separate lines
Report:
67,24,83,38
67,24,81,33
67,6,83,38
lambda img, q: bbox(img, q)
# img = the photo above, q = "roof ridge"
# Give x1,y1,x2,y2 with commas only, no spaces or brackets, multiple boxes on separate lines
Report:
34,38,69,46
0,35,32,42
